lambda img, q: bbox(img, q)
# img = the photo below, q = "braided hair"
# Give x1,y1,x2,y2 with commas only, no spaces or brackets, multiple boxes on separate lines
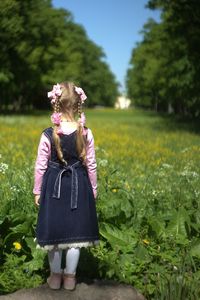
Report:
77,98,86,162
51,82,87,165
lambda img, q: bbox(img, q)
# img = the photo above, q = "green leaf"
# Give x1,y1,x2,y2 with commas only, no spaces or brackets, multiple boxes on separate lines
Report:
134,244,150,262
148,215,165,238
100,223,137,248
166,207,190,238
190,239,200,258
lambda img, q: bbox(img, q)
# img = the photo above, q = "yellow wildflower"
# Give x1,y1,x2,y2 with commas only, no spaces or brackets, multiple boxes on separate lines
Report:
143,239,150,245
13,242,22,250
125,182,130,190
112,189,117,193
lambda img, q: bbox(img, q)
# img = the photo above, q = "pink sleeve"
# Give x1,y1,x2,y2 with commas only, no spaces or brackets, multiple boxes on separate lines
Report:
33,133,51,195
85,128,97,199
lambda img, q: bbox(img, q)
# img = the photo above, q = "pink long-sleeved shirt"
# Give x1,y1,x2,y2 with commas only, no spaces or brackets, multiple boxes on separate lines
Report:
33,124,97,199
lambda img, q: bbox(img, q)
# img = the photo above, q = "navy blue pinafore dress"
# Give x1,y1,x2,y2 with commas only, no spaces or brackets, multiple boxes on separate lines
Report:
35,127,99,250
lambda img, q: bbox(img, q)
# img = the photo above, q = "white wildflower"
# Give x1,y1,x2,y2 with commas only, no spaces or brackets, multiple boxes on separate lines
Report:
152,190,158,196
191,171,199,178
0,162,8,174
181,147,190,153
161,163,172,169
180,170,199,178
98,159,108,167
10,186,20,193
159,171,166,177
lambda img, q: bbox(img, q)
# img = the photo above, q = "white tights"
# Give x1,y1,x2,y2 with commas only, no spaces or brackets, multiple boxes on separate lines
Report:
48,247,80,275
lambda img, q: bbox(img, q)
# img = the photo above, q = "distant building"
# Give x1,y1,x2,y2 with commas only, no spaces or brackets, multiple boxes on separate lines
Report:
115,96,131,109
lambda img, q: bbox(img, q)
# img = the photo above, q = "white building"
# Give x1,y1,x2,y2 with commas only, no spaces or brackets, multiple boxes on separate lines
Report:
115,96,131,109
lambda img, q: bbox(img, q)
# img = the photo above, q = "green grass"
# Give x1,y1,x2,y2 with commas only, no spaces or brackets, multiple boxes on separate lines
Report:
0,108,200,299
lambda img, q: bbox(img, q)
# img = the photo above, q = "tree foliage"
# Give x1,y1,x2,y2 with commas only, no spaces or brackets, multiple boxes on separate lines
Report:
126,0,200,117
0,0,118,110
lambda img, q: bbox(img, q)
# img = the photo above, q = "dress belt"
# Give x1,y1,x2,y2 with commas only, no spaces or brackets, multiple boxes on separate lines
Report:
48,160,82,209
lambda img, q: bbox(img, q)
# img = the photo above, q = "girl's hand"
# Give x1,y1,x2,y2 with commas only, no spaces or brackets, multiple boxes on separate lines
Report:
93,190,97,200
34,195,40,207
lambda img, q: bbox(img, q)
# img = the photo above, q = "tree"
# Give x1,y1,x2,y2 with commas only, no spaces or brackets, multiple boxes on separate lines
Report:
0,0,118,111
148,0,200,116
126,0,200,117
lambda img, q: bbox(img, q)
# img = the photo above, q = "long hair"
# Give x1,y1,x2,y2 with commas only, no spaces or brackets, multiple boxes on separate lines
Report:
51,82,87,165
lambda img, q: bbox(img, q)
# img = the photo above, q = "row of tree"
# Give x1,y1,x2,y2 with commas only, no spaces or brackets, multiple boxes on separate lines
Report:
0,0,118,111
126,0,200,117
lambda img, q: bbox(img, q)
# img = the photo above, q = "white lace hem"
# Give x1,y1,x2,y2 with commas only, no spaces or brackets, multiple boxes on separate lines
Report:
34,238,100,251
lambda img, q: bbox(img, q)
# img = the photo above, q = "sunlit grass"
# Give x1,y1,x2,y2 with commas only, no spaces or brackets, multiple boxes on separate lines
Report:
0,108,199,215
0,108,200,298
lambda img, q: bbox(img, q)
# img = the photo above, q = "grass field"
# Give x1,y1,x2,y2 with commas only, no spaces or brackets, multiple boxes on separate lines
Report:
0,108,200,299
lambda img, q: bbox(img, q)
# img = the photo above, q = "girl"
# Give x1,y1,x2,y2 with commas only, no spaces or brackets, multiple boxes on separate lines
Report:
33,82,99,291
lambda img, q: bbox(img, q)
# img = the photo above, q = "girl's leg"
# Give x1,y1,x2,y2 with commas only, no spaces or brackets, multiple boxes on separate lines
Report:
48,247,63,274
47,247,63,289
63,247,80,290
64,247,80,275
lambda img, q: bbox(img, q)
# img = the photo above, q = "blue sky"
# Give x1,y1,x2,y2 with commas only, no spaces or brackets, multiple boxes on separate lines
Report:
52,0,160,93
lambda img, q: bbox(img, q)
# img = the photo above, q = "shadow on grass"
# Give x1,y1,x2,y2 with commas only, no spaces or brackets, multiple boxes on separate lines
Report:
131,108,200,135
0,109,49,117
41,247,104,284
